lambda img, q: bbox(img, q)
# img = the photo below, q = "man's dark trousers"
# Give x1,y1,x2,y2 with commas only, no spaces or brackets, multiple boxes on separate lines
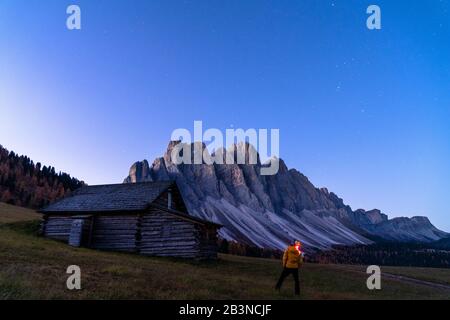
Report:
275,267,300,295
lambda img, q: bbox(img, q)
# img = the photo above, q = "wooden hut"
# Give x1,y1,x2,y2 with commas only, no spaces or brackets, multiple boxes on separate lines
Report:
39,181,221,259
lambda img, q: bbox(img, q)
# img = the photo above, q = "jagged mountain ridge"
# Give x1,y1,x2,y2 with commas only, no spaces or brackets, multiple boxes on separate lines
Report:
124,141,448,250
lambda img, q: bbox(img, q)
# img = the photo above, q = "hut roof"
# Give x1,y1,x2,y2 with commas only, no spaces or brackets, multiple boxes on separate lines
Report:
151,204,223,228
40,181,174,213
39,181,221,227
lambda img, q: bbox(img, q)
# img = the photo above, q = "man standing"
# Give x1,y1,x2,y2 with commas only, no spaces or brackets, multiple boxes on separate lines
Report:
275,240,304,295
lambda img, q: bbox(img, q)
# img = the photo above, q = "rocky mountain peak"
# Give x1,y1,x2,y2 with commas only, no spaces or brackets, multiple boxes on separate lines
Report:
365,209,388,224
124,141,448,250
164,140,262,166
124,160,151,183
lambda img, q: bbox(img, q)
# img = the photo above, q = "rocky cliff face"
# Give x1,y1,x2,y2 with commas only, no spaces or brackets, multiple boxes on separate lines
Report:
124,141,448,250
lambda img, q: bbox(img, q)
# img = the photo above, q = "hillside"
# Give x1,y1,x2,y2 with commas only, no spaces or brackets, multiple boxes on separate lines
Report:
0,202,40,224
0,144,84,208
431,237,450,250
124,141,448,250
0,206,449,300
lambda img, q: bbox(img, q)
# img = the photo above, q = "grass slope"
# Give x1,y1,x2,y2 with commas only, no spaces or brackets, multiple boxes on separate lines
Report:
380,266,450,286
0,204,449,300
0,203,40,223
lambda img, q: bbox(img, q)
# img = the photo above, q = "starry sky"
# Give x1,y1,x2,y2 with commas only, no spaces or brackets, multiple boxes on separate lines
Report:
0,0,449,231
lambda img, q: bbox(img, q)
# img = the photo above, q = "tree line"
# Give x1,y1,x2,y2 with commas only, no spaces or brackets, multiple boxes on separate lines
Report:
218,237,450,268
218,238,283,259
0,145,84,209
309,242,450,268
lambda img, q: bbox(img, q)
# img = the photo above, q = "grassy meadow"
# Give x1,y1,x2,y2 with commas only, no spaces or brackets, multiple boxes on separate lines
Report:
0,203,449,300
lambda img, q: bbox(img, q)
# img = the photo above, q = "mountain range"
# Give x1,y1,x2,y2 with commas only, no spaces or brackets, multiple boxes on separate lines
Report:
124,141,448,250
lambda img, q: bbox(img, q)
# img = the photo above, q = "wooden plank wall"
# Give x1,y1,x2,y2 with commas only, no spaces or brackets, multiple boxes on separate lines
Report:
153,189,188,212
43,210,219,259
90,215,139,252
43,216,73,242
139,208,201,258
198,226,219,259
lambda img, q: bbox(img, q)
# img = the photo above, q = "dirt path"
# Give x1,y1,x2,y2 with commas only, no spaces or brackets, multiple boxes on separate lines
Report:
334,265,450,291
380,272,450,291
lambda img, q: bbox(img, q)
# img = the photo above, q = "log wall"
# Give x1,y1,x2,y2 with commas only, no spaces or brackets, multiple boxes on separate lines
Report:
42,209,219,259
198,226,219,259
42,215,73,242
90,215,139,252
153,189,188,212
139,208,201,258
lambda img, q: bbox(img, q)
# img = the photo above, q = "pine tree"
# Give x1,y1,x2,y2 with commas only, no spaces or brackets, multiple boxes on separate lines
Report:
0,145,84,209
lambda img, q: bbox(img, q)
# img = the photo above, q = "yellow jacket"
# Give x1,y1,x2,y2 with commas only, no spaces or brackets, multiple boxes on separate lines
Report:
282,245,303,268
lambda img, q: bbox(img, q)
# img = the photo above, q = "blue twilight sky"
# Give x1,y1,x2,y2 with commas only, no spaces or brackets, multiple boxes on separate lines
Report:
0,1,449,230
